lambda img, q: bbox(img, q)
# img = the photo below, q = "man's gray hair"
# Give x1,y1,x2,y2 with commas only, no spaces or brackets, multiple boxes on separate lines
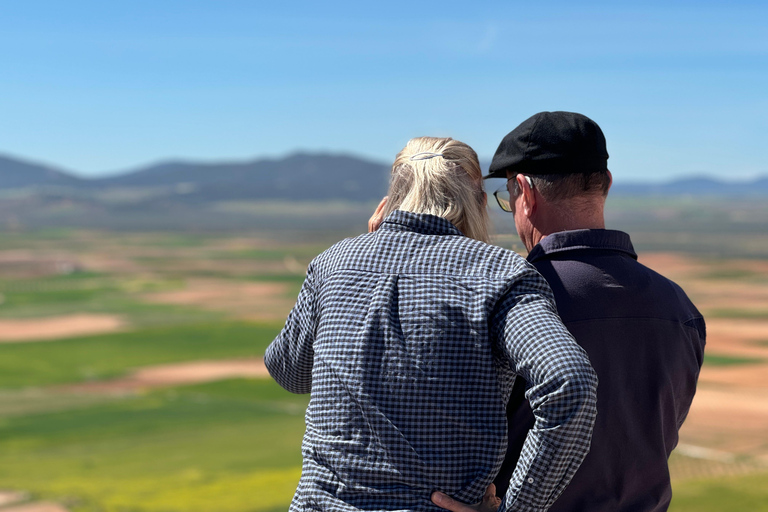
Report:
515,171,611,203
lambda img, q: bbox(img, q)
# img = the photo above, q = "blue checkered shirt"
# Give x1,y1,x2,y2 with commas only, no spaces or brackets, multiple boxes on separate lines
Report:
265,211,598,512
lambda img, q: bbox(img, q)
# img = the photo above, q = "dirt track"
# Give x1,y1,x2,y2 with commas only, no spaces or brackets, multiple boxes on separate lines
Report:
0,314,125,342
142,278,295,321
680,385,768,463
0,491,28,507
0,492,68,512
62,358,270,393
0,503,69,512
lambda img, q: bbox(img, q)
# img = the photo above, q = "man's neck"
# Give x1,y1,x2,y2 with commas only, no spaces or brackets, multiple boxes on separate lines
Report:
534,200,606,245
541,217,606,235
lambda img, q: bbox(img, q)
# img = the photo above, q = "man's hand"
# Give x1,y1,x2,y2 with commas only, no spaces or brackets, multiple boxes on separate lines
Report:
368,196,388,232
431,484,501,512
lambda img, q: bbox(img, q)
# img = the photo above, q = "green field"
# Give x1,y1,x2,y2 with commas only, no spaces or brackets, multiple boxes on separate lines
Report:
0,321,280,388
0,230,315,511
0,379,307,512
702,353,765,367
670,472,768,511
1,218,767,512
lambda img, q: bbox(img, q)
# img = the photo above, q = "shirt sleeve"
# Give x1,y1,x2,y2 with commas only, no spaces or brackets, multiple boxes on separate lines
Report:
490,264,598,512
264,262,317,394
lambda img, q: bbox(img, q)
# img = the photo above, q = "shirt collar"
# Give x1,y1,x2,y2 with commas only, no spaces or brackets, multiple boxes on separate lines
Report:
379,210,464,237
527,229,637,263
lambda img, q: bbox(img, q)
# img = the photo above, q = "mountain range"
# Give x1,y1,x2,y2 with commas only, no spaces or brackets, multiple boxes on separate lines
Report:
0,153,391,202
0,155,82,189
2,152,767,200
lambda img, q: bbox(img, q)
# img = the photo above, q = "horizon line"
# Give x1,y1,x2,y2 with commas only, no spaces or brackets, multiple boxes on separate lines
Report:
1,150,765,185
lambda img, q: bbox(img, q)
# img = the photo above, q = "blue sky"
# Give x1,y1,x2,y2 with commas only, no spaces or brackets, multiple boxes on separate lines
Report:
1,1,766,181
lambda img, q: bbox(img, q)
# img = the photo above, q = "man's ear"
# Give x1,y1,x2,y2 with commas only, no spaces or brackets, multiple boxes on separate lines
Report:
606,170,613,192
517,174,536,217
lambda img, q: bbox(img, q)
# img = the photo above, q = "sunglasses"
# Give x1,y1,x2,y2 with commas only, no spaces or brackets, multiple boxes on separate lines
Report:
492,175,534,213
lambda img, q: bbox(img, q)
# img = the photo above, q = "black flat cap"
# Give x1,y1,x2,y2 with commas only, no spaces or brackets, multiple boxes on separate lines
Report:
486,111,609,179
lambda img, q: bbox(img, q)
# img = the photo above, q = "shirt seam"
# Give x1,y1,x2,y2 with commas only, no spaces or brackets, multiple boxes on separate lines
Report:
379,226,462,236
529,245,636,260
315,266,520,281
563,316,705,328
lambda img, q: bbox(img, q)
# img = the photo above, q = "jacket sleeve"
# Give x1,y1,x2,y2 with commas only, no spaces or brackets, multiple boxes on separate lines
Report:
676,315,706,428
491,264,598,512
264,262,318,394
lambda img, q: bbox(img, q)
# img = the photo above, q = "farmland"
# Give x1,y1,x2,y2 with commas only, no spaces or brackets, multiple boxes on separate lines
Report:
1,198,767,511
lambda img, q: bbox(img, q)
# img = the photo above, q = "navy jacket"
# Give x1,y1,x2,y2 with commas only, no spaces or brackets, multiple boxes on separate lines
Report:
494,229,705,512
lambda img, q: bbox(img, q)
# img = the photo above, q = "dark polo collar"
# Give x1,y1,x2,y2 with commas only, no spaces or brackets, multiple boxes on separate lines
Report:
527,229,637,263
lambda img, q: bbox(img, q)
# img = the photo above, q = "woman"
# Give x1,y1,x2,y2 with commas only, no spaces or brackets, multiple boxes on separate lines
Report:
265,137,596,511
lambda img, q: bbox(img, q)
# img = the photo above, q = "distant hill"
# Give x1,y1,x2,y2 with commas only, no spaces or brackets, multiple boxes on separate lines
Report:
1,152,767,200
93,153,391,202
611,176,768,197
0,152,390,202
0,154,82,189
2,152,767,233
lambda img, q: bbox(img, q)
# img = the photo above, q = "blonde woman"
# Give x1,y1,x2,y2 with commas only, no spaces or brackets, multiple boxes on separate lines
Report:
265,137,597,512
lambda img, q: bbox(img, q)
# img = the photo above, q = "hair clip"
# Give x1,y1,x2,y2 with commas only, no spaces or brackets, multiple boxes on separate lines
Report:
409,152,444,161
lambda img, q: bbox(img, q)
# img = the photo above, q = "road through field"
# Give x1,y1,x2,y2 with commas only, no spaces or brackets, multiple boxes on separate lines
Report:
0,491,68,512
61,358,271,393
0,314,126,342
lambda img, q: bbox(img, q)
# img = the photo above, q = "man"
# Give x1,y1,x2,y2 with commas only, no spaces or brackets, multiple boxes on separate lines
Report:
433,111,706,512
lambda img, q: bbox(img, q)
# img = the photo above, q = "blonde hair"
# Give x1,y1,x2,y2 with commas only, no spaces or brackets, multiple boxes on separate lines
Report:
382,137,490,243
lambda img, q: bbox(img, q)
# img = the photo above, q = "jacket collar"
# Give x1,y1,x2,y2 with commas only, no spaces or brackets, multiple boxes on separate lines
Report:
527,229,637,263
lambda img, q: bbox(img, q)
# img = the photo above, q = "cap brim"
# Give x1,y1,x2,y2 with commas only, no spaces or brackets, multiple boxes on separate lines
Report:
483,169,507,180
